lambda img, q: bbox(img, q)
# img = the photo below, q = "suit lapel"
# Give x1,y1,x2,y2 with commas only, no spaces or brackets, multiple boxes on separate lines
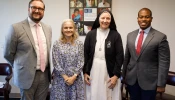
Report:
138,28,154,58
131,30,139,56
22,19,37,53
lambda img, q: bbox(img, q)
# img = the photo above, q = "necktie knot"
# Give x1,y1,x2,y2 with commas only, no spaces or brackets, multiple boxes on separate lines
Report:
140,30,144,34
35,23,40,28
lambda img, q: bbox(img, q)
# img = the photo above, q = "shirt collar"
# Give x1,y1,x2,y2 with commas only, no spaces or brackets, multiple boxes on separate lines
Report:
28,17,41,27
139,26,151,34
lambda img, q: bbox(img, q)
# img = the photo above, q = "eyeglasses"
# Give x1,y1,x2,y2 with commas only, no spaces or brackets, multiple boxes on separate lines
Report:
30,6,44,12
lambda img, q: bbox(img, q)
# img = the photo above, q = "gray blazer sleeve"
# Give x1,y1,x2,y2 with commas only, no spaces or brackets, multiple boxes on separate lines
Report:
157,35,170,87
4,25,18,67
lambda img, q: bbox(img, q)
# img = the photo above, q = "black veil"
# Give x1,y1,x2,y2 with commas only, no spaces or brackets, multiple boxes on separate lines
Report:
91,9,117,31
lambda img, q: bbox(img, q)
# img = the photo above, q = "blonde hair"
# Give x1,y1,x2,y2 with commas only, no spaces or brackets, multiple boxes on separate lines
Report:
59,19,79,44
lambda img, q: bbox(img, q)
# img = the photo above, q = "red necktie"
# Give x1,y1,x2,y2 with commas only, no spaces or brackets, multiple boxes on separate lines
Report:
136,30,144,55
35,24,45,72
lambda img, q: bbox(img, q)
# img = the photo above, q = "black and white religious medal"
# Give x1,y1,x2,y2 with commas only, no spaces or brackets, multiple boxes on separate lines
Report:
99,48,102,51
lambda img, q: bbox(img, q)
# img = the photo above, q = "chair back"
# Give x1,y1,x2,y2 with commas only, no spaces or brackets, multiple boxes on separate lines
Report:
167,71,175,86
0,63,12,76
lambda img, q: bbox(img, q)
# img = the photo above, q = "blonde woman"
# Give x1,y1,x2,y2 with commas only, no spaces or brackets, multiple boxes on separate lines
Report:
50,19,85,100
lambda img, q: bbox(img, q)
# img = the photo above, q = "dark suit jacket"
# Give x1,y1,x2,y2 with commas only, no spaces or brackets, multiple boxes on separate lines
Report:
83,29,124,78
122,28,170,90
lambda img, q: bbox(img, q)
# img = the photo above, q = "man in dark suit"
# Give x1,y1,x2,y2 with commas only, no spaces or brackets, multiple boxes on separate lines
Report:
3,0,52,100
122,8,170,100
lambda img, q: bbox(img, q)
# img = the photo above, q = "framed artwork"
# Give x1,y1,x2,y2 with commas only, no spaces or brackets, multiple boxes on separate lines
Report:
69,0,112,36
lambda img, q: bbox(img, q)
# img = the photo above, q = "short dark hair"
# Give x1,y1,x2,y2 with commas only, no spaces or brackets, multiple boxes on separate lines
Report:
28,0,45,9
138,8,152,17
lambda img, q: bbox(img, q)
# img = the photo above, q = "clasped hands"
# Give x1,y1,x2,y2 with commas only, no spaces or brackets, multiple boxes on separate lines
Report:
84,73,118,89
62,74,77,86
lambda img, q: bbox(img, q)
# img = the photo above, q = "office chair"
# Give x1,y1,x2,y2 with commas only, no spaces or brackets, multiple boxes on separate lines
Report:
158,71,175,100
0,63,12,100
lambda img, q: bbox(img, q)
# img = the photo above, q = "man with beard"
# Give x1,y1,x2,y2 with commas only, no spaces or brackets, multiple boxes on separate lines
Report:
122,8,170,100
3,0,52,100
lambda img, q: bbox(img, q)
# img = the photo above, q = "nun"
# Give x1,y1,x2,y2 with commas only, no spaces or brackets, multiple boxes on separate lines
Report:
83,9,124,100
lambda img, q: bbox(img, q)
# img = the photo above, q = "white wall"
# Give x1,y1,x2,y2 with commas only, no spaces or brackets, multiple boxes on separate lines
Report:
0,0,174,96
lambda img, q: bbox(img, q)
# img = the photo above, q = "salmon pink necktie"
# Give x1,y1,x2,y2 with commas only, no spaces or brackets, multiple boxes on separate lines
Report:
136,30,144,55
35,24,45,72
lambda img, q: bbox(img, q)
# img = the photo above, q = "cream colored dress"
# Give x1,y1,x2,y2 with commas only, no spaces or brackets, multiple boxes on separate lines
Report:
85,28,121,100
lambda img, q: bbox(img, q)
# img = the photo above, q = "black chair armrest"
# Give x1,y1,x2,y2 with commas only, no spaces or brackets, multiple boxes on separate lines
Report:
5,74,12,82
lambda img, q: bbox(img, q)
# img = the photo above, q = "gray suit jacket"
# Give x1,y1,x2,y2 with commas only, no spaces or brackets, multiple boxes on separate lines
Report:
4,19,52,89
122,28,170,90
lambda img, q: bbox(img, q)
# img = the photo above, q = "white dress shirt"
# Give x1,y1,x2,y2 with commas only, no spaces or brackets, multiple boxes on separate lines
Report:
135,26,151,49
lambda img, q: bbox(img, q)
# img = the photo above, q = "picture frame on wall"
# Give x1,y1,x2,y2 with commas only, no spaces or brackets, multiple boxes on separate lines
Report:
69,0,112,36
70,8,84,21
70,0,83,7
84,0,97,7
98,0,111,7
